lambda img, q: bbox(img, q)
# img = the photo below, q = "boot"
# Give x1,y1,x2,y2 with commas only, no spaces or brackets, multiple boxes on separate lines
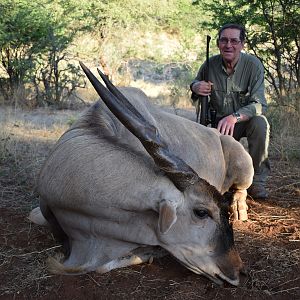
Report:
247,184,268,199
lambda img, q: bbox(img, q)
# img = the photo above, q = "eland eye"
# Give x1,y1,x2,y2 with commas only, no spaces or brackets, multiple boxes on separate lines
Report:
193,209,209,219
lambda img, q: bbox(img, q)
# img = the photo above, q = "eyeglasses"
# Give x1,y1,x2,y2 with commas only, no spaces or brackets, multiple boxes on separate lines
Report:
219,37,241,46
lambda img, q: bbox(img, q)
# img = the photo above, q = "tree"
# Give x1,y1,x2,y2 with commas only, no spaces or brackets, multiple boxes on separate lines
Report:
0,0,88,107
30,0,89,107
0,0,51,104
195,0,300,112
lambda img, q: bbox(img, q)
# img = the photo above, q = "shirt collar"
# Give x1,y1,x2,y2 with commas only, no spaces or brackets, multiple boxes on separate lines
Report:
221,52,243,75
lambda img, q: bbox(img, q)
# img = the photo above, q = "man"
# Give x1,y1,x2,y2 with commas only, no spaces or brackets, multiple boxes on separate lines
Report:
190,23,270,199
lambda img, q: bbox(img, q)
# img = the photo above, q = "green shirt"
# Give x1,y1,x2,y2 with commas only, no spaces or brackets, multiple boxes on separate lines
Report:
191,52,267,119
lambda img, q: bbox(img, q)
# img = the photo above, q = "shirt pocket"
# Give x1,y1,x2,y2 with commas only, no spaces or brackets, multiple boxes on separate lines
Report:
237,90,250,106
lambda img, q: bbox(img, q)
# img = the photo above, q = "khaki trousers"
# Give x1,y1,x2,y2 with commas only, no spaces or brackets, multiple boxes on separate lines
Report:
233,115,271,185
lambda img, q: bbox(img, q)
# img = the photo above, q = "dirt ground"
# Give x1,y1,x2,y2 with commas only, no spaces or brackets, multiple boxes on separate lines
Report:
0,108,299,300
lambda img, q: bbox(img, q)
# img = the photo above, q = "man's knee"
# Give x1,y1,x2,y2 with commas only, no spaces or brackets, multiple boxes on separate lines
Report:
248,115,270,139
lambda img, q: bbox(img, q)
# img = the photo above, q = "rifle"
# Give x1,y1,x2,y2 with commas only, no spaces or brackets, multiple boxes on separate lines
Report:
196,35,216,128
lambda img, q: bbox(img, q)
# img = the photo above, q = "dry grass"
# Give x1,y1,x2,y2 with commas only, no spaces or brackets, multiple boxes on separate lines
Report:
0,107,80,210
0,104,299,299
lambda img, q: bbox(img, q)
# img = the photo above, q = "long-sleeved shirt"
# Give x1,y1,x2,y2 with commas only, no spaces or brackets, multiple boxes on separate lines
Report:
190,52,267,119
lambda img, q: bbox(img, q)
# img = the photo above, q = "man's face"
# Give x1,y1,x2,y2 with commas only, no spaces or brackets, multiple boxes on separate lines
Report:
218,28,244,65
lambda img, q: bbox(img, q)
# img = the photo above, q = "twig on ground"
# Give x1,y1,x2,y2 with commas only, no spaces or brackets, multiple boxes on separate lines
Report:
87,274,102,288
270,277,300,290
274,181,300,191
271,286,299,295
1,245,61,257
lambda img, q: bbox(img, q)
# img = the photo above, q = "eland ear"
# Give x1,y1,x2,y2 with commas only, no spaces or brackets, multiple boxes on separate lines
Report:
158,200,177,234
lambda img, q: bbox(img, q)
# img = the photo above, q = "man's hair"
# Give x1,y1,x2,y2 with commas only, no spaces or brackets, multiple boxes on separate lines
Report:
218,23,246,42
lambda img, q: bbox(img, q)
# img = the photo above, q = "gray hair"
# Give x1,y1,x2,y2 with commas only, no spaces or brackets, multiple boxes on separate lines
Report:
218,23,246,42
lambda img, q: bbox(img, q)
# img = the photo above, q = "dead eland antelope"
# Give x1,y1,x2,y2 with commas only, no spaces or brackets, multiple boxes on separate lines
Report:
29,62,253,286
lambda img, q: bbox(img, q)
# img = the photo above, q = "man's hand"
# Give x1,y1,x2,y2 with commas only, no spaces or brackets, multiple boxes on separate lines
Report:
192,81,213,96
217,115,237,136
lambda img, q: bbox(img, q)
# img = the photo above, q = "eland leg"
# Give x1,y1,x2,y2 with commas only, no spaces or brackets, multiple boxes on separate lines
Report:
230,189,248,221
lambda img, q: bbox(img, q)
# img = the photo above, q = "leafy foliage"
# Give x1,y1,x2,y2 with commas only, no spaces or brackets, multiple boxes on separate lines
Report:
0,0,88,107
0,0,50,102
84,0,207,75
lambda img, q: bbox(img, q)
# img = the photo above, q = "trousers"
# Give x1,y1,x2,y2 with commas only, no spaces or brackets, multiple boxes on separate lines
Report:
233,115,271,185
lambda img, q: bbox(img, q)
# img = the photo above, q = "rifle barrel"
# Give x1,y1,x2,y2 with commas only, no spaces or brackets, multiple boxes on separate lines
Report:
200,35,211,126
